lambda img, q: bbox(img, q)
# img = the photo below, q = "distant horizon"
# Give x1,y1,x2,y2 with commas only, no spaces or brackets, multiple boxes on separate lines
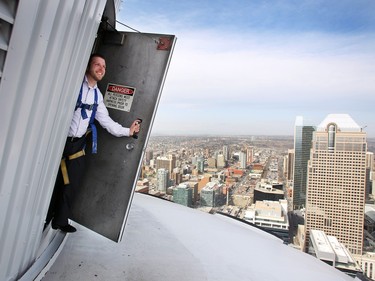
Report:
150,133,293,137
149,133,375,139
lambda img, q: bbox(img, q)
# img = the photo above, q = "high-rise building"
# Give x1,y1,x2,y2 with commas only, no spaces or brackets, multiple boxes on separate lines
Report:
173,183,193,207
156,154,176,178
183,181,199,204
197,157,205,173
223,145,229,161
157,168,169,192
217,154,226,168
207,157,217,168
286,149,295,181
168,153,177,170
191,156,198,166
239,151,247,169
247,146,254,165
305,114,367,255
366,152,374,201
145,149,153,165
293,116,315,210
156,156,170,172
200,180,224,207
171,168,182,185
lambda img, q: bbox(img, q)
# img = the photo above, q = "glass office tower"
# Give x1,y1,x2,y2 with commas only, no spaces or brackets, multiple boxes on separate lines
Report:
293,116,315,210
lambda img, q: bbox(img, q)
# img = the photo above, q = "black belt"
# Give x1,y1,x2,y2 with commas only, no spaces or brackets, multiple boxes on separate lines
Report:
67,136,85,143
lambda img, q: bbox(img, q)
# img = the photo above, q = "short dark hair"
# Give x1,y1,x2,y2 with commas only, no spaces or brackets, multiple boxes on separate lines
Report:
87,53,106,67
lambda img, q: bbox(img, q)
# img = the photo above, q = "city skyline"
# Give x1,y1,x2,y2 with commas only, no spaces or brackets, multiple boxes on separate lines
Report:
118,0,375,137
141,116,374,278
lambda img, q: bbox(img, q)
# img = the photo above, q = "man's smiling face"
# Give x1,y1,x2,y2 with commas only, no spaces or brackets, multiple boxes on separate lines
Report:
87,56,106,82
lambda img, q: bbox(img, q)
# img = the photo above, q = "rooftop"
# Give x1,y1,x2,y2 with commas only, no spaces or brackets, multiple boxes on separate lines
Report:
39,193,355,281
317,114,362,132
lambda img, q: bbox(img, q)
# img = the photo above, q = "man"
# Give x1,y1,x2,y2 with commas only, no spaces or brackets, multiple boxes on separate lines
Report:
50,53,140,233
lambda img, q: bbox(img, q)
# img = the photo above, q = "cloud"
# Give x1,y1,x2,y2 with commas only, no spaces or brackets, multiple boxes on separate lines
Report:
118,1,375,136
164,30,375,103
153,29,375,136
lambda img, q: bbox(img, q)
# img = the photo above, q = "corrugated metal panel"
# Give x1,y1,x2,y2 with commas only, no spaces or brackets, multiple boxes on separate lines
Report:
0,0,18,79
0,0,108,280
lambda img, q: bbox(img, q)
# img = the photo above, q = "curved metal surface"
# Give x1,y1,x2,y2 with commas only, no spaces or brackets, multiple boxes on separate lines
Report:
42,193,353,281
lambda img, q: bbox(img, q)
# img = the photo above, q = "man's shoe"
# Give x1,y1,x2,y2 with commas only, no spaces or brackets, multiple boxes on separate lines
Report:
52,223,76,233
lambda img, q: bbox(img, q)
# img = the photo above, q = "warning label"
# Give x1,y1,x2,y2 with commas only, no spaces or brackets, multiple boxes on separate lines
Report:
104,83,136,112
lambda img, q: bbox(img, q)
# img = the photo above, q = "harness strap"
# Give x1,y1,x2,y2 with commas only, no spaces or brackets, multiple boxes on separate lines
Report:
60,159,69,185
60,149,86,185
89,89,98,154
68,149,85,160
75,81,98,153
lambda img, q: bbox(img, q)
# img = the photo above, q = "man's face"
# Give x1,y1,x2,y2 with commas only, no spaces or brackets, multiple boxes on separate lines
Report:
87,56,106,82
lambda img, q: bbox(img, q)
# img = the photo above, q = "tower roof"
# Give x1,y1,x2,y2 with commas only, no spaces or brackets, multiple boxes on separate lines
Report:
40,193,354,281
317,114,361,132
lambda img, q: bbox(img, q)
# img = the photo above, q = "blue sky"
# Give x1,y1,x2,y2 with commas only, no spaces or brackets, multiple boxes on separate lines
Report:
117,0,375,137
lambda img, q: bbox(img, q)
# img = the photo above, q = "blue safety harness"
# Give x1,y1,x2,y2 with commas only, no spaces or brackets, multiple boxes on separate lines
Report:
75,82,98,153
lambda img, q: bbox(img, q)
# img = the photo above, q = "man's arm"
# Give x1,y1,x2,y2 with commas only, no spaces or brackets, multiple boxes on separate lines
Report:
95,101,140,137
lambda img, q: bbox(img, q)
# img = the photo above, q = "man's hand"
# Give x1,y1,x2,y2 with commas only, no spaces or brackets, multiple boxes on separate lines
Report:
130,119,141,137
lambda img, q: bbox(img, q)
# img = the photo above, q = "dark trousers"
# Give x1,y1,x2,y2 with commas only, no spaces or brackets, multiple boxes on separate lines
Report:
47,136,86,227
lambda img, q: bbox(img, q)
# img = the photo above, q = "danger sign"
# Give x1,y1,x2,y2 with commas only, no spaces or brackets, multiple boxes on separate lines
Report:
104,83,136,112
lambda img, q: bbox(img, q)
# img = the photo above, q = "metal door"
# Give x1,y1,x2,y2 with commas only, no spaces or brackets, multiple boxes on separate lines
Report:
71,31,176,242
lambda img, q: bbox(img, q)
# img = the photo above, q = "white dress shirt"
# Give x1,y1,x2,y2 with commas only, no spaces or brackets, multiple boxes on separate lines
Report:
68,76,130,138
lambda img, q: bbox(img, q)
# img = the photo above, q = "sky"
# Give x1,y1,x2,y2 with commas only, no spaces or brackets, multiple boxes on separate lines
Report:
117,0,375,137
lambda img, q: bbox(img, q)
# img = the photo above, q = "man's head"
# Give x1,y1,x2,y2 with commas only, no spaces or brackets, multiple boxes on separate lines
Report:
86,53,106,84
